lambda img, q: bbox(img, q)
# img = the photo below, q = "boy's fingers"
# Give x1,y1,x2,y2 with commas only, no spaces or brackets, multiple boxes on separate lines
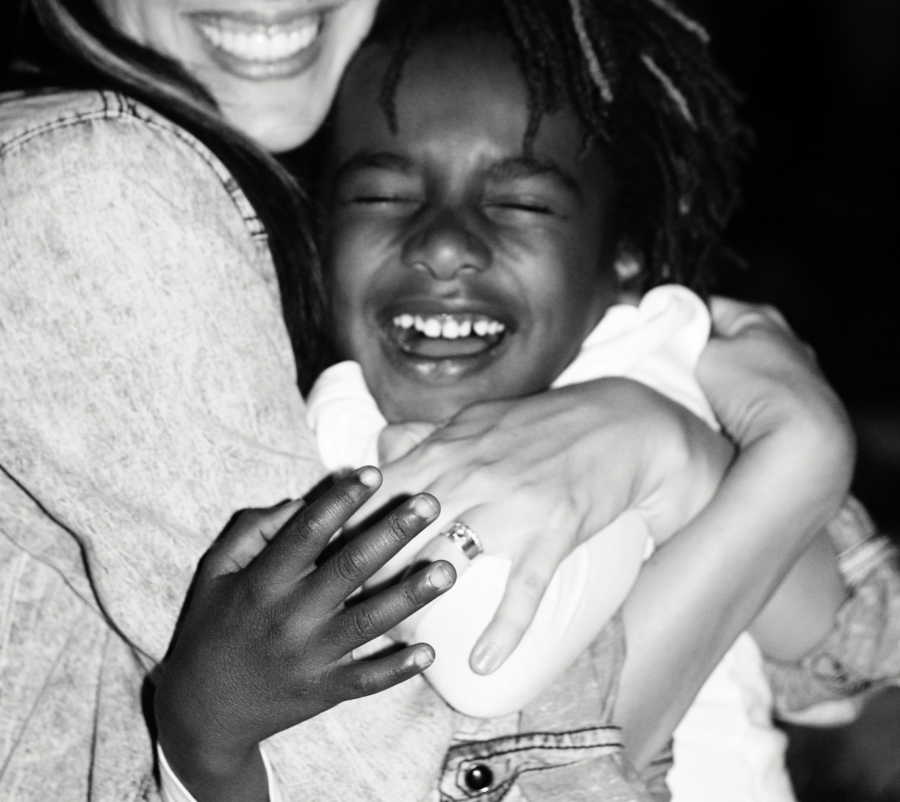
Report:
468,543,559,675
246,467,382,589
200,500,305,579
304,493,441,607
336,644,436,700
326,561,455,656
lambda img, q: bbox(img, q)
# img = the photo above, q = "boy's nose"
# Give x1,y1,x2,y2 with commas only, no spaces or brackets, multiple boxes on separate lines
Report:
402,210,491,280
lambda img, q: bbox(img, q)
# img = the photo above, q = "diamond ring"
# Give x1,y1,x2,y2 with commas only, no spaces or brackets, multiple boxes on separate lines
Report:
441,522,484,560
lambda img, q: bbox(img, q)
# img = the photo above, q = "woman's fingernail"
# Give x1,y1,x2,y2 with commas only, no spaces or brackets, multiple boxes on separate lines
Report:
428,562,455,590
411,493,439,519
356,466,381,488
470,643,501,675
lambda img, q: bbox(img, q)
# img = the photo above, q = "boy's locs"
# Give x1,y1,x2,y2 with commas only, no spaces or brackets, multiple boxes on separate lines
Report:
319,0,746,424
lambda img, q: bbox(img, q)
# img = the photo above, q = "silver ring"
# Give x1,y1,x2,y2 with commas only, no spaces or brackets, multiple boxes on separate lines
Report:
441,522,484,560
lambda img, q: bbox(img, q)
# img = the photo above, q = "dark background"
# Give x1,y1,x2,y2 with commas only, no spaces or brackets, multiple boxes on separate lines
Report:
692,0,900,531
687,3,900,799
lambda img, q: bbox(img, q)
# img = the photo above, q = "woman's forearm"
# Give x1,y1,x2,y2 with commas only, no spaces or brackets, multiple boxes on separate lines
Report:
616,421,853,768
749,529,848,662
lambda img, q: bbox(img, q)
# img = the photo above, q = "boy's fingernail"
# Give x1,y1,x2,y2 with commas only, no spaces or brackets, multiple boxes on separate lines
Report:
411,493,439,519
411,646,435,669
470,643,501,675
427,562,455,590
356,466,381,488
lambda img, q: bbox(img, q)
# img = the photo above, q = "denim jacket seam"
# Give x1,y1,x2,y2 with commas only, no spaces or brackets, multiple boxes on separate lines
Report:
0,89,267,244
453,738,624,761
447,726,625,764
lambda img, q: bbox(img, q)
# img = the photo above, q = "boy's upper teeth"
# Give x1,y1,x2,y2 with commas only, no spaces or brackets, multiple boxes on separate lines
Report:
392,313,506,340
197,16,321,62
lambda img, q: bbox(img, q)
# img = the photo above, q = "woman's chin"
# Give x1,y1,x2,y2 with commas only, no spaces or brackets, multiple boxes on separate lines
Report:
224,103,325,152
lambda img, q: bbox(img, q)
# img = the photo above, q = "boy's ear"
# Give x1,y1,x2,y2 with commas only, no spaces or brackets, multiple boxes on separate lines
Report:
612,242,645,301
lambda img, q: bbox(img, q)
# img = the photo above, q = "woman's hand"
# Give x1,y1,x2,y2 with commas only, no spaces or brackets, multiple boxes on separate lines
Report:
372,379,733,674
153,467,455,802
701,296,855,498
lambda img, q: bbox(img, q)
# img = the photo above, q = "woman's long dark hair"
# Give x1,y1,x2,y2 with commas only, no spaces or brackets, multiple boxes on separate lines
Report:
2,0,324,390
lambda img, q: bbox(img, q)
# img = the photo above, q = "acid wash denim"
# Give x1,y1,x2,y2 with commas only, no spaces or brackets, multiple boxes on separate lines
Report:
0,89,662,802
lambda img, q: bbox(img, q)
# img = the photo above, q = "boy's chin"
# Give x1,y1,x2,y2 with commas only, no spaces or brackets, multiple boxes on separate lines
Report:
379,391,465,425
375,373,483,424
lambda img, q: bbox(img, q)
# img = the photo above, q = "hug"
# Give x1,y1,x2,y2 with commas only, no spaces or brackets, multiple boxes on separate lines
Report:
2,1,898,800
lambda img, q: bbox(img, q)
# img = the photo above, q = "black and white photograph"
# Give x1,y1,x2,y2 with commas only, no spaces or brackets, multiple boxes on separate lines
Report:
1,1,898,800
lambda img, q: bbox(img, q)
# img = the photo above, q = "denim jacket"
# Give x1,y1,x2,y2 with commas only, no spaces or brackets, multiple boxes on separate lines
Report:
0,89,659,802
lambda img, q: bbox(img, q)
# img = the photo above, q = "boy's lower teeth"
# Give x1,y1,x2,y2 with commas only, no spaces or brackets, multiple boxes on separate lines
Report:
395,328,500,358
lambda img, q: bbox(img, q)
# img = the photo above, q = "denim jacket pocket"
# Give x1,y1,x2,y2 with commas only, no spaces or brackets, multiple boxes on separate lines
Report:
438,725,645,802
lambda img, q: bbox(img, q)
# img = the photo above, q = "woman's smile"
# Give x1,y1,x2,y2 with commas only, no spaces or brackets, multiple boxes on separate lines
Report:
97,0,379,149
188,7,327,80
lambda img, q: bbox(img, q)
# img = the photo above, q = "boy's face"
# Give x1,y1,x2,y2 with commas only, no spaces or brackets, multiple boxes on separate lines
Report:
324,32,620,422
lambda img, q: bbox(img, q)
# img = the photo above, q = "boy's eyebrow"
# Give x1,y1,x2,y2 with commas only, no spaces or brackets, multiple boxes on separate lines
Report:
485,156,583,201
333,151,416,183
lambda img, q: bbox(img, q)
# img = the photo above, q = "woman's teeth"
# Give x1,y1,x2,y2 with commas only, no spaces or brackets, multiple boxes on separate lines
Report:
392,314,506,340
196,17,321,63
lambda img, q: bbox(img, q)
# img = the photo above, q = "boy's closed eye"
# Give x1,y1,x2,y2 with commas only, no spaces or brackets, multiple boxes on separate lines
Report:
481,195,557,217
338,174,423,208
334,153,424,210
482,158,581,221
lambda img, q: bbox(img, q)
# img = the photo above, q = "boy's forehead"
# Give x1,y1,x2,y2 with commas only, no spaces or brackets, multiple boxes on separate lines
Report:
339,33,527,123
333,32,595,173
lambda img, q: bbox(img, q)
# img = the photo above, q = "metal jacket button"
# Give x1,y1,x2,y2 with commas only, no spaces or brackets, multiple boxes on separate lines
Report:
463,763,494,792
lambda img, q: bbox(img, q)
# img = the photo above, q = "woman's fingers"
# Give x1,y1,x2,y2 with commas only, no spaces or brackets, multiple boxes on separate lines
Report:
468,536,563,675
325,560,455,656
246,467,383,589
305,493,441,607
335,644,436,700
377,422,437,463
708,296,793,338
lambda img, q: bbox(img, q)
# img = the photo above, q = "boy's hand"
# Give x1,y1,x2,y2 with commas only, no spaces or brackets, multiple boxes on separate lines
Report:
153,468,455,801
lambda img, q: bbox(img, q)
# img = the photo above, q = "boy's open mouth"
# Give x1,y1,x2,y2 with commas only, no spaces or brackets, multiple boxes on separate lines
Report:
384,312,509,360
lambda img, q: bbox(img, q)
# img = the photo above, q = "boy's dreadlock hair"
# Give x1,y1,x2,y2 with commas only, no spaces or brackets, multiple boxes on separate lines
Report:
368,0,751,293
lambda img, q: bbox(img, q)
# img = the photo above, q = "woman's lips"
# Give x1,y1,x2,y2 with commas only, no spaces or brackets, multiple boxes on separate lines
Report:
188,10,326,80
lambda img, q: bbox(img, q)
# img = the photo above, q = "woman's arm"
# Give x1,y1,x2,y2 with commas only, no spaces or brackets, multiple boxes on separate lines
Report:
1,98,316,663
749,530,847,662
616,298,856,766
2,97,454,801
